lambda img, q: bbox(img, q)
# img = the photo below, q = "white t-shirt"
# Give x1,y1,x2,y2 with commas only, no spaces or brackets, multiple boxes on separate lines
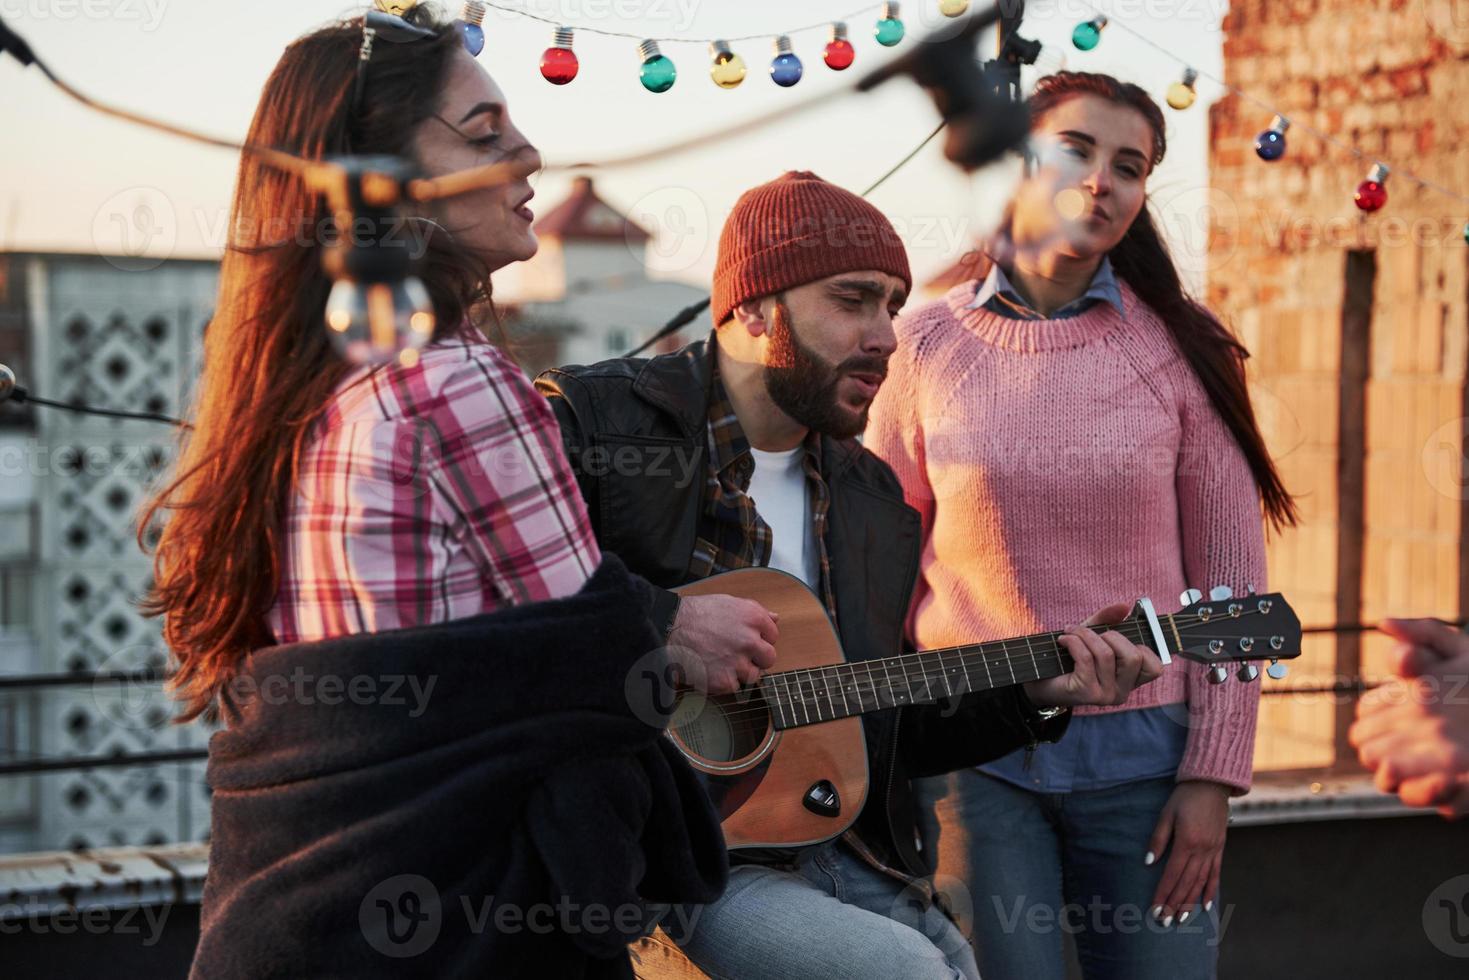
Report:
746,446,818,591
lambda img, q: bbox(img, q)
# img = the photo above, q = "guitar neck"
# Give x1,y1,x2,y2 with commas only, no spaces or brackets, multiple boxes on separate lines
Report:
757,618,1163,730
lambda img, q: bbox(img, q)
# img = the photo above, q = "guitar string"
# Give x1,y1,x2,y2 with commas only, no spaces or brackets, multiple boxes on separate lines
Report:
692,602,1290,727
685,605,1290,730
690,614,1286,728
696,611,1278,730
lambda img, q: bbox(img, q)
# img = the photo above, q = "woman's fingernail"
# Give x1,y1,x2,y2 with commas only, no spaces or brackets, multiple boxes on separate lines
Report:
1150,905,1163,920
1162,914,1174,927
1179,910,1191,924
1205,901,1213,912
1144,851,1155,865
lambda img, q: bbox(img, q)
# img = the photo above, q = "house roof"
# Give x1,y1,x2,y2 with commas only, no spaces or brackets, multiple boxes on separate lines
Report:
535,176,652,243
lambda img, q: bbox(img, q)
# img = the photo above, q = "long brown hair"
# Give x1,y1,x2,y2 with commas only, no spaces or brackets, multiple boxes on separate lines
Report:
966,71,1297,533
141,6,493,721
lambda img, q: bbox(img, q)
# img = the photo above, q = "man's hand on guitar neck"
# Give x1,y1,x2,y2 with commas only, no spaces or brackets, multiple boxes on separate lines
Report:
1022,602,1166,708
667,594,781,695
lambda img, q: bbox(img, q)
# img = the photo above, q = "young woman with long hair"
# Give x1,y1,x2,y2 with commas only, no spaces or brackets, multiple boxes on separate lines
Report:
140,3,600,721
866,71,1296,979
139,8,735,972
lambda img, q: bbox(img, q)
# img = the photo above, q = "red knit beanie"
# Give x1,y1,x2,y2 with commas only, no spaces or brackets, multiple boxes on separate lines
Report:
711,171,912,326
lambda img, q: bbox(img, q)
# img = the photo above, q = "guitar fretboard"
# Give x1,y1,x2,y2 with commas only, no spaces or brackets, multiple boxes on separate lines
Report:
755,621,1159,730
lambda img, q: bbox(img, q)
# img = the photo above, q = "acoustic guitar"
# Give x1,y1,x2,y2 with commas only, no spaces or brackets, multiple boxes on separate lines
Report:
667,568,1302,851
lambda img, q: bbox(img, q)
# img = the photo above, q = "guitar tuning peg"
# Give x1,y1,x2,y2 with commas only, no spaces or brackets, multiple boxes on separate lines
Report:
1209,585,1233,601
1180,588,1203,606
1207,664,1230,685
1266,658,1288,680
1237,663,1260,683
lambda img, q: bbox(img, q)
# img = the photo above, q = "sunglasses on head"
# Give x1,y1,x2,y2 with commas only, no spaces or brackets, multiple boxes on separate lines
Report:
354,1,486,113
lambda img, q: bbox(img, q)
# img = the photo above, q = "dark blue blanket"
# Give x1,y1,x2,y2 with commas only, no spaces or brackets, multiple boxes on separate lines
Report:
191,554,727,979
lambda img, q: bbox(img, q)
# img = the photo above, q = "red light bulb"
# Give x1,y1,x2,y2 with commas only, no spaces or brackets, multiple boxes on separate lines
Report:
541,26,579,85
824,22,855,70
1354,163,1389,212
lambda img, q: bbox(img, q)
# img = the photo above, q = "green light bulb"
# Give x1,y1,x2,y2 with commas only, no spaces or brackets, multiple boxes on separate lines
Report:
1072,16,1106,51
875,2,904,46
637,40,676,93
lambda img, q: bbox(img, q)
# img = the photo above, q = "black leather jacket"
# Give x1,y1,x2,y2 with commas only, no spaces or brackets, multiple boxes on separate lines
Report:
536,337,1068,876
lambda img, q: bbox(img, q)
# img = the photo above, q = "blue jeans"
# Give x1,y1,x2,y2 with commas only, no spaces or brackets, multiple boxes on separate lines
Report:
658,839,981,979
916,771,1221,980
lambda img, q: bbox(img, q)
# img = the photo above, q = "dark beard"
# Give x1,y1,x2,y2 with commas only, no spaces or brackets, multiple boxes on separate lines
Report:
762,303,884,440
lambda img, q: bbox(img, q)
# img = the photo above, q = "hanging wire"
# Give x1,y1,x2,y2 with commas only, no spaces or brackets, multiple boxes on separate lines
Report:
11,392,190,428
485,1,886,44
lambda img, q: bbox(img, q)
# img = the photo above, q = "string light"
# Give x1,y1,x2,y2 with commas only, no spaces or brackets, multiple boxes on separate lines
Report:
637,39,676,93
770,35,803,87
1066,1,1468,216
540,26,578,84
324,279,435,366
824,22,855,71
939,0,970,15
1166,67,1198,110
1255,114,1289,162
1354,163,1389,212
1071,14,1106,51
709,39,747,89
457,0,486,57
875,2,905,47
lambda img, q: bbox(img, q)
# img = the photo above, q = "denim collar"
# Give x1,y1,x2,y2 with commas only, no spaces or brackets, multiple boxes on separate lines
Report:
966,256,1124,320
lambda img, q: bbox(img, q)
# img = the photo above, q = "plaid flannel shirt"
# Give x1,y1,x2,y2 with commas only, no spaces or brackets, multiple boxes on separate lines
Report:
267,333,602,643
686,351,838,625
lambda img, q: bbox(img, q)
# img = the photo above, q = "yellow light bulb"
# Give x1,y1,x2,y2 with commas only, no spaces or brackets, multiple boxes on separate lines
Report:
1167,81,1197,110
939,0,970,15
709,41,747,89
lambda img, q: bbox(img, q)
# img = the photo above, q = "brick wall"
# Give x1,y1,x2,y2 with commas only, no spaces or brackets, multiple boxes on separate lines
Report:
1207,0,1469,771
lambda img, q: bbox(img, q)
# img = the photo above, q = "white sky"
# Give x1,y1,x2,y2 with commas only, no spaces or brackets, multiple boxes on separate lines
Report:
0,0,1231,295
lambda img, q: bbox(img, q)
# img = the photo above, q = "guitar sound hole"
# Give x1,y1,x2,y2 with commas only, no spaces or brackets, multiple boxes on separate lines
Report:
671,689,772,765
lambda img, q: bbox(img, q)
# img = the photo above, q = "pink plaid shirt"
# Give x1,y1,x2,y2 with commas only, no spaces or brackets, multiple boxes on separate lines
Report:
266,333,602,644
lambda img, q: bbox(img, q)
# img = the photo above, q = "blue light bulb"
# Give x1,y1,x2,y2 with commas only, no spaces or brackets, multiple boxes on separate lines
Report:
770,36,803,87
458,1,486,56
460,21,484,56
1255,115,1290,162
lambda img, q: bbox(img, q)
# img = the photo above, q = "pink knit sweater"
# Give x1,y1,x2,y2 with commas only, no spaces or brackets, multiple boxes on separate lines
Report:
865,280,1268,792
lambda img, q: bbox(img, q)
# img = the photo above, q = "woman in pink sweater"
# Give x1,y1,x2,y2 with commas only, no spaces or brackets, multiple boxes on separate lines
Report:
866,72,1296,979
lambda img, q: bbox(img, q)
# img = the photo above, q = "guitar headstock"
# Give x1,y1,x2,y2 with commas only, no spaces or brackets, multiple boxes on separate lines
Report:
1168,585,1302,684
